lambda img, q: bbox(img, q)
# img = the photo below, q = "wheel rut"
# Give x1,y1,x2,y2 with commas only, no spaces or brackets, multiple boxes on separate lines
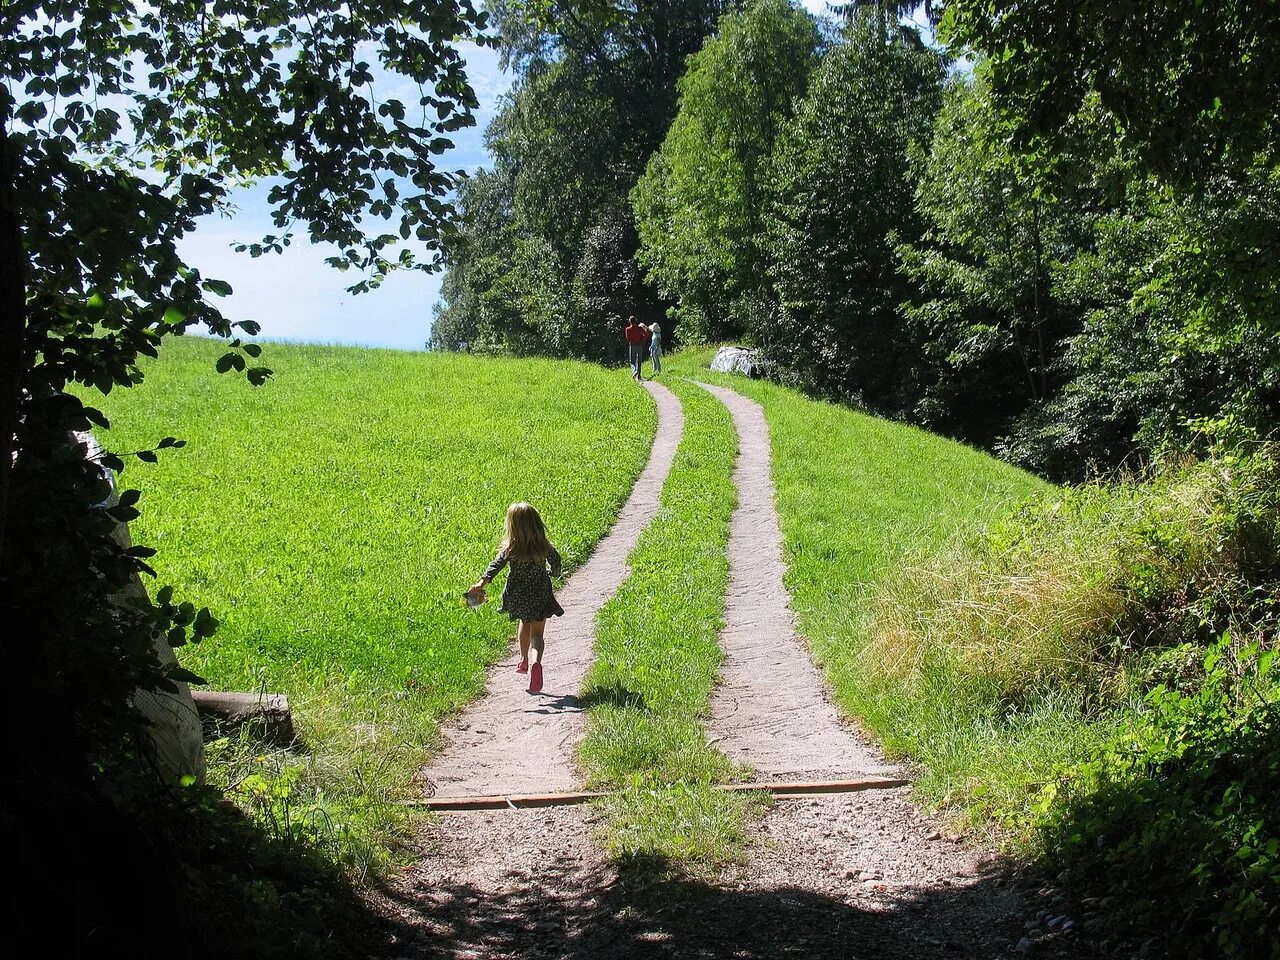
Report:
695,381,896,781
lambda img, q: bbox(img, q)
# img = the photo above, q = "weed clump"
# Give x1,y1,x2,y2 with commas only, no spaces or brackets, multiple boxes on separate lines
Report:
1037,639,1278,957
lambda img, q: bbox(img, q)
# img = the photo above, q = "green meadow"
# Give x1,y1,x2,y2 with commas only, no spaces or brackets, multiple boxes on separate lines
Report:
87,336,655,873
90,338,1060,873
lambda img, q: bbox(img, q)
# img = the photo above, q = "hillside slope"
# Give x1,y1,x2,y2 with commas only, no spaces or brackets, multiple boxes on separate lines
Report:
88,337,656,868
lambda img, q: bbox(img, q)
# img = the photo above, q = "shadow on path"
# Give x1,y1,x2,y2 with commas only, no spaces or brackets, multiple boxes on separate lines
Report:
523,683,649,718
368,854,1080,960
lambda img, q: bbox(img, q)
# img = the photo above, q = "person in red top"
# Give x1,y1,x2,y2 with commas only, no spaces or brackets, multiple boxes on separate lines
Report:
624,315,651,381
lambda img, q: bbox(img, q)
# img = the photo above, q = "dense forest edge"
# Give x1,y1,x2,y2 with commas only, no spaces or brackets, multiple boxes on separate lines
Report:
3,1,1278,958
431,0,1277,486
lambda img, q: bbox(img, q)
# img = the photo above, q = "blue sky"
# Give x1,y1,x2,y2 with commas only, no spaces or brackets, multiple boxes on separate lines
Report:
177,39,511,352
177,2,924,351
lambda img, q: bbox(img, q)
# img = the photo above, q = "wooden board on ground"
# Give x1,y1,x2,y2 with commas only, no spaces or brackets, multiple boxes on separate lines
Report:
408,776,910,811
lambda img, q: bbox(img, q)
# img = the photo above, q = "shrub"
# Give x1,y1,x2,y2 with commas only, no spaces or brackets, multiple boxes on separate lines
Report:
1035,639,1279,957
865,447,1278,954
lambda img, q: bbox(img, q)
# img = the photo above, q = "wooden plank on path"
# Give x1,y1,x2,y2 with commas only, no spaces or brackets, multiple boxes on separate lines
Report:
407,776,909,811
409,790,609,811
722,777,910,797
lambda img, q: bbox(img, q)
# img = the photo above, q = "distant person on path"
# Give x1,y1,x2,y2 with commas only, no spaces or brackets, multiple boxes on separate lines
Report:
648,321,663,376
469,502,564,693
624,316,651,381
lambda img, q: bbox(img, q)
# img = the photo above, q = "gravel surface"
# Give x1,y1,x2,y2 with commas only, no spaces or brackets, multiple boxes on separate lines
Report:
369,794,1087,959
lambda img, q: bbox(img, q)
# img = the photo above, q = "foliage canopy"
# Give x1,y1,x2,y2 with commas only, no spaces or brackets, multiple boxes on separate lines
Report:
632,0,821,343
1,1,488,944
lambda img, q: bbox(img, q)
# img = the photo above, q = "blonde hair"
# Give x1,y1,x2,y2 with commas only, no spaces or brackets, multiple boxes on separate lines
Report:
502,502,553,562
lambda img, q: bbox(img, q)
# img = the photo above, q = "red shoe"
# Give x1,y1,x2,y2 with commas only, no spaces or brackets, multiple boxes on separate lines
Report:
528,662,543,693
516,659,529,674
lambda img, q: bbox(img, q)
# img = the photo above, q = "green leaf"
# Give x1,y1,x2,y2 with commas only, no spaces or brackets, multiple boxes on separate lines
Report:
202,278,234,297
193,607,220,638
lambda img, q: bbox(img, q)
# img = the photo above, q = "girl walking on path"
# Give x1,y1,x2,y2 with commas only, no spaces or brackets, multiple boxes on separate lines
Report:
648,322,663,375
470,502,564,693
624,316,651,380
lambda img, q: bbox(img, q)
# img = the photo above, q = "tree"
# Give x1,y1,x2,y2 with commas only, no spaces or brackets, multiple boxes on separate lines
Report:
568,205,668,361
833,1,941,41
938,0,1280,472
941,0,1280,188
898,75,1087,446
632,0,821,343
430,164,523,353
436,0,734,357
1002,170,1280,479
763,12,944,409
3,0,489,546
2,1,487,947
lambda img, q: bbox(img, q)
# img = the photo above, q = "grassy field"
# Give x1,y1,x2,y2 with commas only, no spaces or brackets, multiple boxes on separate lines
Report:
579,379,751,865
90,338,1061,874
86,336,655,875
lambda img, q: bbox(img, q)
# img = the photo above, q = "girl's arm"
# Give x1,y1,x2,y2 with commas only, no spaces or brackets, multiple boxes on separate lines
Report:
547,544,562,579
474,550,508,590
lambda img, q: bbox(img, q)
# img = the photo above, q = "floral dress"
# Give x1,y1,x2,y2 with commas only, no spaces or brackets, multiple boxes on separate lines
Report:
483,545,564,621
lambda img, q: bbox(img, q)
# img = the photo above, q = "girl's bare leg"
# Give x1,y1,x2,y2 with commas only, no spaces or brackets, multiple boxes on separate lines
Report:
518,621,532,663
529,621,546,664
525,621,547,692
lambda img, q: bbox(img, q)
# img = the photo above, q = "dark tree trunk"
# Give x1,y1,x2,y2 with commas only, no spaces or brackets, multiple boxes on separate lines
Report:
0,114,26,559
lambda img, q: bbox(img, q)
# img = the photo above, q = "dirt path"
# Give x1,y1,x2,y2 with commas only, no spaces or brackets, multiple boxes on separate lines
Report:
695,382,897,781
371,795,1074,959
420,380,684,798
372,377,1083,960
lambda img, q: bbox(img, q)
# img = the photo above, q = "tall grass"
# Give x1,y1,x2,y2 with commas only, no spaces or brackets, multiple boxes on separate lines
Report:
663,348,1050,719
84,337,656,876
862,450,1280,833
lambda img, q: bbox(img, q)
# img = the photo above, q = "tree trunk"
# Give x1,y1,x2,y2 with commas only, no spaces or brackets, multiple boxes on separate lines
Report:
0,113,28,559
